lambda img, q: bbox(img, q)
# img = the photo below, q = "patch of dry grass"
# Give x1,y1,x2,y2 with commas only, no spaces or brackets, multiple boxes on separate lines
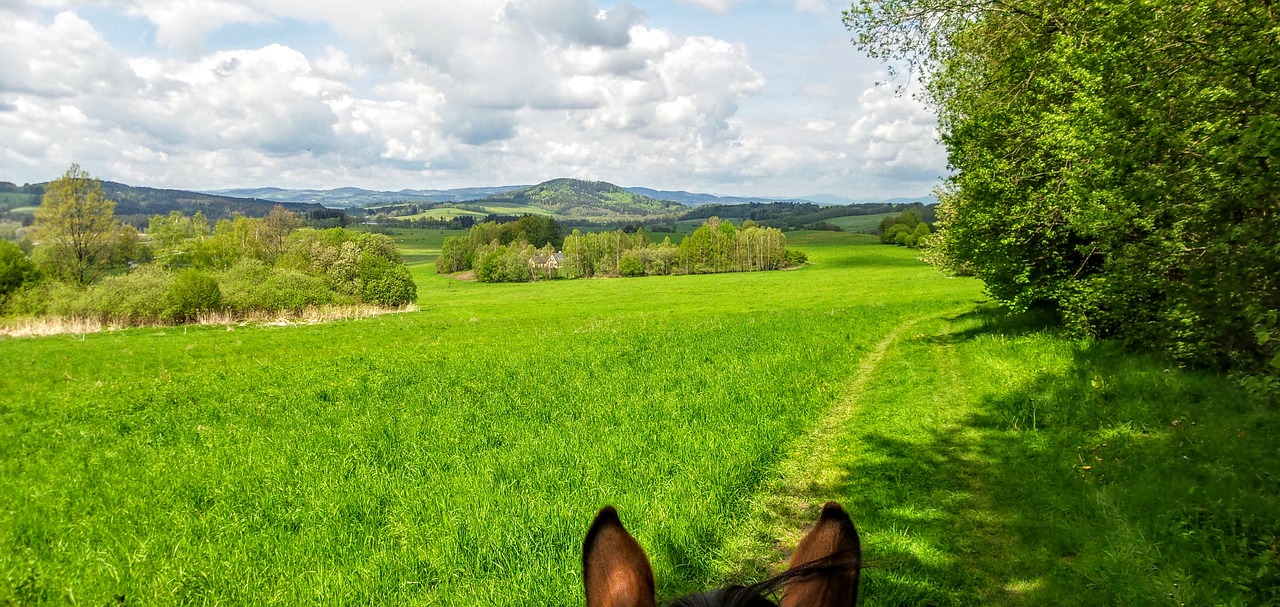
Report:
0,304,419,338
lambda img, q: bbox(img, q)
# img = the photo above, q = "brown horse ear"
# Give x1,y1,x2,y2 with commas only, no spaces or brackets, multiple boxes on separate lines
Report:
583,506,657,607
780,501,861,607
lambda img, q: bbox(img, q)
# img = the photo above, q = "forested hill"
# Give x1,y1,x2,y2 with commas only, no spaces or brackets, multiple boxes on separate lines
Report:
4,181,323,225
470,178,688,218
681,200,937,228
210,185,528,207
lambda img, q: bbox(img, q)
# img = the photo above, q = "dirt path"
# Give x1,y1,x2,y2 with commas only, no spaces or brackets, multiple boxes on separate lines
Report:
717,310,957,581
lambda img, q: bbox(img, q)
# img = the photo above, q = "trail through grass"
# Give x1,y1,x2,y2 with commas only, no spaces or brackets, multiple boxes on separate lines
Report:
0,233,982,605
4,229,1274,606
725,306,1279,605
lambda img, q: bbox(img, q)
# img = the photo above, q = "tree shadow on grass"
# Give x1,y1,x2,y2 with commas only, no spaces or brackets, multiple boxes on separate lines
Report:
817,255,935,270
835,310,1280,606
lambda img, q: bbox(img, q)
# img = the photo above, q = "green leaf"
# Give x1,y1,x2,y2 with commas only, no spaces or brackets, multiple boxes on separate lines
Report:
1258,330,1272,346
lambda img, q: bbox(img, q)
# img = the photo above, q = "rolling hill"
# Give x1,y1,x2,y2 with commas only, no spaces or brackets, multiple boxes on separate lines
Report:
208,185,528,208
469,178,687,218
1,180,323,226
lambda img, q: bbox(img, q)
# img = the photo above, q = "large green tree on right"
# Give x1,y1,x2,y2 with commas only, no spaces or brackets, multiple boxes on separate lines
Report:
847,1,1279,373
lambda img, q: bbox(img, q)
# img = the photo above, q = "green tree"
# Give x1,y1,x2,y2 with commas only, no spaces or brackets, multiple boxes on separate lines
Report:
260,206,303,259
33,164,120,284
847,0,1280,373
0,240,38,302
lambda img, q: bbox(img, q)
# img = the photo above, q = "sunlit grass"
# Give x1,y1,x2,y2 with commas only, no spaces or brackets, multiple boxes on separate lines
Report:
0,232,982,605
3,229,1274,606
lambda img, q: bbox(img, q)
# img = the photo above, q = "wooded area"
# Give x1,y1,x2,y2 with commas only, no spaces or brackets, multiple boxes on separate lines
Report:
847,0,1280,375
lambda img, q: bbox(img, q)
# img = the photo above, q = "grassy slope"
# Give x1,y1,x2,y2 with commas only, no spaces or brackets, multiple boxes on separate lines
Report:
0,233,982,605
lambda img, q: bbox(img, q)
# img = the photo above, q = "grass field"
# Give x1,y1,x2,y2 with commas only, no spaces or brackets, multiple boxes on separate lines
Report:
0,193,39,213
400,203,553,221
401,208,488,220
826,212,895,233
2,231,1276,605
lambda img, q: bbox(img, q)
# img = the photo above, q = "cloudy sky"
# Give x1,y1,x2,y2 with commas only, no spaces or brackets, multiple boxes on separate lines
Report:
0,0,946,199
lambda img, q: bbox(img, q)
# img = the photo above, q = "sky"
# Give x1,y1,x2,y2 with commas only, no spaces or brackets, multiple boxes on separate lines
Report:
0,0,947,200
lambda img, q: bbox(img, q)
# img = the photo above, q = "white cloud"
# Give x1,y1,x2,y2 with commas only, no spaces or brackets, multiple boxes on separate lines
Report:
0,11,141,97
123,0,269,52
677,0,738,14
0,0,948,198
846,83,946,178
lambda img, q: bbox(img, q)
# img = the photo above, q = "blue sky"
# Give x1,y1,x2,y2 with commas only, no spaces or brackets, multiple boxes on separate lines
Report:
0,0,946,199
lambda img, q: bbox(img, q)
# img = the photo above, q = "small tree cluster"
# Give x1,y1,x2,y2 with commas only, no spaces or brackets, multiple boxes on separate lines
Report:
438,216,803,283
3,166,418,326
435,216,563,275
148,205,302,270
674,217,799,274
878,210,931,248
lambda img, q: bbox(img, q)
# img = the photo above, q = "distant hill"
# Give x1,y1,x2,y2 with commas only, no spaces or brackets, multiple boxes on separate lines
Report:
209,185,528,208
471,179,687,218
205,182,935,210
623,187,814,207
2,181,322,226
680,200,938,231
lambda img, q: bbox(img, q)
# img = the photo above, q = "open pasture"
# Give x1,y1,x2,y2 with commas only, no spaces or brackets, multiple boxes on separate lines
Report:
0,233,980,605
3,231,1275,606
400,208,488,221
825,212,895,233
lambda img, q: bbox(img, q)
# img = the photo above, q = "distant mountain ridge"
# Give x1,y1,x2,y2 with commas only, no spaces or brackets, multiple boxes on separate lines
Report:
209,180,935,209
208,185,528,208
2,180,321,226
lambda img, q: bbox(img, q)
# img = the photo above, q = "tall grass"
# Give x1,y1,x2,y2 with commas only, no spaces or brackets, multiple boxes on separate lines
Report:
0,233,982,605
5,231,1272,606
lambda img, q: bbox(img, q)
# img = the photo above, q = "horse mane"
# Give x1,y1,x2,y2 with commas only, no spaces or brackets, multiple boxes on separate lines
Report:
665,548,862,607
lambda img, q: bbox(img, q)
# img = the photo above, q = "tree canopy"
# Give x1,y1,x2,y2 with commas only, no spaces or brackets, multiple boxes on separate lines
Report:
847,1,1280,374
32,165,122,284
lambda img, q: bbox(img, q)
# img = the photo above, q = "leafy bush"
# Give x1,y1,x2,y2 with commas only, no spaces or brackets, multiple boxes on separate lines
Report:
474,246,503,283
361,265,417,306
0,240,38,301
784,249,808,267
218,259,338,313
619,249,645,277
167,269,221,322
36,268,174,322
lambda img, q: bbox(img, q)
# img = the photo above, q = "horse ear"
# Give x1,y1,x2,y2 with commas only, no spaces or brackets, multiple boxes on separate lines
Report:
780,501,861,607
583,506,657,607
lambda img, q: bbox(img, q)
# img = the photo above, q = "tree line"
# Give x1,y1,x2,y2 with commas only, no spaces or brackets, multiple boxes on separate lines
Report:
847,0,1280,376
436,216,805,282
0,165,416,326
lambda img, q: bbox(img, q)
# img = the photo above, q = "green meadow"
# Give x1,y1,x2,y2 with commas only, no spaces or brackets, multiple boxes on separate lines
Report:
399,203,554,222
825,212,895,233
2,231,1275,605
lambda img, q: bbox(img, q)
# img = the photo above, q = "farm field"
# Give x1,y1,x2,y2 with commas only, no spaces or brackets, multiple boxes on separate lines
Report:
0,192,39,212
2,231,1276,605
396,202,554,222
826,212,895,233
400,208,488,221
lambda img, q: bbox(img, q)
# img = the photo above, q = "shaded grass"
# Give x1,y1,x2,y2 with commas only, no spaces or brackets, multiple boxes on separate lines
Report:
728,305,1279,605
